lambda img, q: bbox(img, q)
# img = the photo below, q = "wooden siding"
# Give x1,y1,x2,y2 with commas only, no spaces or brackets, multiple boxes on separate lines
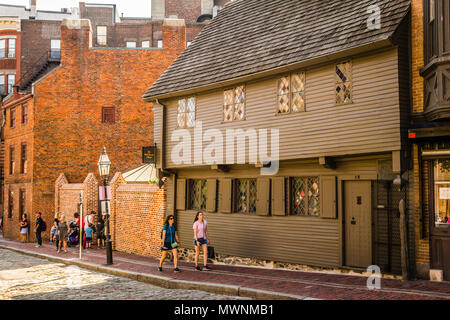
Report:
169,155,392,268
162,49,402,169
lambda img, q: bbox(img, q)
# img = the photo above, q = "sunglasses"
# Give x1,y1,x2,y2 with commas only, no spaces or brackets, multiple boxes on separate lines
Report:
169,217,174,220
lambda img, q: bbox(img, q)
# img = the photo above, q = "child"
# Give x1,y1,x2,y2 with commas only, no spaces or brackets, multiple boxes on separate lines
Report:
85,223,95,249
50,221,57,242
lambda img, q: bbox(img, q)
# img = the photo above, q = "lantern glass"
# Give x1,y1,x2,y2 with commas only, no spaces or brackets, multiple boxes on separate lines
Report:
98,147,111,178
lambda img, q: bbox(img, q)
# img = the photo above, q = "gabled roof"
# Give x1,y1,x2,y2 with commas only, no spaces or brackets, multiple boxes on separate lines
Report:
144,0,410,100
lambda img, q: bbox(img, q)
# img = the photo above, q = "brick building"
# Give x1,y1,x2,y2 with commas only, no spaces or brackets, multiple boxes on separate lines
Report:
408,0,450,281
1,18,186,241
151,0,229,23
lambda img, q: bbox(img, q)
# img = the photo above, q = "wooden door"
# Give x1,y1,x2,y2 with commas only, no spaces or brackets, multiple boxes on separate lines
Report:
344,181,372,268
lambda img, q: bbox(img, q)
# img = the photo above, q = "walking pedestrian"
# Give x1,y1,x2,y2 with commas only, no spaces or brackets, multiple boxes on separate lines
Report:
193,211,211,271
96,212,105,248
57,214,69,253
20,214,29,243
76,212,85,249
34,212,43,247
54,216,60,250
159,215,180,273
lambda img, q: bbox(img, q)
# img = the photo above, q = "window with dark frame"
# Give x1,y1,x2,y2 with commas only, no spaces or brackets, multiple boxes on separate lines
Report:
8,190,13,219
102,107,115,124
188,179,207,210
22,104,28,124
336,61,352,105
9,145,15,175
233,179,257,214
289,177,320,217
19,189,25,220
10,107,16,128
21,143,27,174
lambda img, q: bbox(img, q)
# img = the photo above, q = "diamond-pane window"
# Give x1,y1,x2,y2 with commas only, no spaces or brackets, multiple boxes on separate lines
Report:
290,177,320,216
234,179,257,214
189,179,207,210
336,61,352,104
277,73,306,113
223,85,245,122
292,73,305,112
277,76,290,113
177,97,195,128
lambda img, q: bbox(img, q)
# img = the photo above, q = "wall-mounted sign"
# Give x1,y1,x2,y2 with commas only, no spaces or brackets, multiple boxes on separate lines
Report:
440,188,450,200
142,145,156,164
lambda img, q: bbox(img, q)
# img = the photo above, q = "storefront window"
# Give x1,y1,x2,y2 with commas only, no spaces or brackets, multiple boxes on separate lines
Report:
434,160,450,228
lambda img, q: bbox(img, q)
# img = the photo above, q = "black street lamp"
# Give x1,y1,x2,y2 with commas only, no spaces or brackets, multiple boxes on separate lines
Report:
98,146,113,265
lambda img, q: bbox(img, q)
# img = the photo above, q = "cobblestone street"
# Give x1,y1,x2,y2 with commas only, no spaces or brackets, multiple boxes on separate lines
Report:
0,249,248,300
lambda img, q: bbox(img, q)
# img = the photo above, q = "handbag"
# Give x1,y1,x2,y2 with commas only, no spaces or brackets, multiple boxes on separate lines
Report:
169,226,178,249
207,245,215,259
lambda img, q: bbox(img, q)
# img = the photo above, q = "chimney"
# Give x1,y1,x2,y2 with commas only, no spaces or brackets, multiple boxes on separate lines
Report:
151,0,165,19
61,19,92,63
29,0,37,19
162,18,186,51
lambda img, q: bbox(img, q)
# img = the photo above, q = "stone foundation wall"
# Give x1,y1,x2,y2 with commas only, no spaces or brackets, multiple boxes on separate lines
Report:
175,247,402,278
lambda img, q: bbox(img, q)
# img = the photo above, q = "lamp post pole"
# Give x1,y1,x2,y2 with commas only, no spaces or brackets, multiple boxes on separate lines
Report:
98,146,113,265
104,177,113,265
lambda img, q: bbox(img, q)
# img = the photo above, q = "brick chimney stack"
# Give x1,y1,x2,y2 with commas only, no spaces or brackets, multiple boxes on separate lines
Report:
61,19,92,64
162,18,186,51
30,0,37,19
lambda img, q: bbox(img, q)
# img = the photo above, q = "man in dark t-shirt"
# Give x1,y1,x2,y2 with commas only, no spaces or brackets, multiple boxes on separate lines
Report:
34,212,43,247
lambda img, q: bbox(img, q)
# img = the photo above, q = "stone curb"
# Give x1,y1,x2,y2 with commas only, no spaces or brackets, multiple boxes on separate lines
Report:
0,245,311,300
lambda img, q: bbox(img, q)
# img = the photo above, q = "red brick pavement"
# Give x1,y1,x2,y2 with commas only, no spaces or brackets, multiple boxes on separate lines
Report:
0,237,449,300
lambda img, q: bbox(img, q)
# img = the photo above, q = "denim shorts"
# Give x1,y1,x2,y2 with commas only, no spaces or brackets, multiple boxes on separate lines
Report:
193,238,207,246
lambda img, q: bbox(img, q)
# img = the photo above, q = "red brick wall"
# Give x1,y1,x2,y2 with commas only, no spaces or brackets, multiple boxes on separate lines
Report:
24,20,185,242
20,20,60,84
54,173,99,234
110,173,166,257
2,94,34,241
166,0,202,23
411,0,429,277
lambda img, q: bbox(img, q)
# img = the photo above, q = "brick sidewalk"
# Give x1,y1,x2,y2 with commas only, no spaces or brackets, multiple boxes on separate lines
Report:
0,237,449,300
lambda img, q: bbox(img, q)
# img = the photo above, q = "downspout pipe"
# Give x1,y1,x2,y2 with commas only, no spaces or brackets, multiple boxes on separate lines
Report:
155,99,177,219
155,98,166,174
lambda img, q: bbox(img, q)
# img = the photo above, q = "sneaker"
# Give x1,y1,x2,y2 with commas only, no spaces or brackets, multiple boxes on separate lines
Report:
195,266,202,271
203,265,212,271
174,268,181,273
158,267,163,272
35,245,41,248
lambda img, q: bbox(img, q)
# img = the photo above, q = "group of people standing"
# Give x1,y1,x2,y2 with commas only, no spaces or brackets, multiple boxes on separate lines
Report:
19,212,45,246
19,210,106,253
19,209,211,273
159,211,212,273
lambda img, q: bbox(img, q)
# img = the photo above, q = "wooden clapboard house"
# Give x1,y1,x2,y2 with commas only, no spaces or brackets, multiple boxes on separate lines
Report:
144,0,413,272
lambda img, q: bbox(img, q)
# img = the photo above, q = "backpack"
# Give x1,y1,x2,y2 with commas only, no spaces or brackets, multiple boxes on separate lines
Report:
41,220,47,232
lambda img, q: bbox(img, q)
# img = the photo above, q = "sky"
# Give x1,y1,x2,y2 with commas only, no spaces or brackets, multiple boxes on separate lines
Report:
0,0,151,18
